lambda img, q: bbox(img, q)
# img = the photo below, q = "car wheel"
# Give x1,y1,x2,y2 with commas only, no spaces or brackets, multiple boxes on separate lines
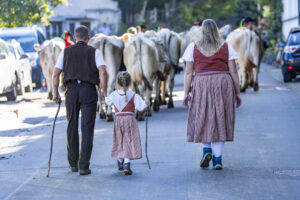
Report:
283,73,292,83
6,80,18,101
17,76,25,95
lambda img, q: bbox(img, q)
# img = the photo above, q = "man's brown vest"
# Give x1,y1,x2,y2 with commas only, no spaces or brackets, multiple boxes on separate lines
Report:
63,41,99,85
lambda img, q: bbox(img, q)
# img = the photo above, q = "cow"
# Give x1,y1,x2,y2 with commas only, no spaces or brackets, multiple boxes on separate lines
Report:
88,33,124,121
123,35,162,120
158,29,181,108
38,37,65,100
143,30,167,111
226,28,263,92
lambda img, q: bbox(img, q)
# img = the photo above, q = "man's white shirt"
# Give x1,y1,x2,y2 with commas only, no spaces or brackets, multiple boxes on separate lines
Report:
55,49,106,70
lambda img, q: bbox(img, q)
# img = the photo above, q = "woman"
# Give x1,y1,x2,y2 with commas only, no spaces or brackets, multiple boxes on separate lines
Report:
182,19,242,170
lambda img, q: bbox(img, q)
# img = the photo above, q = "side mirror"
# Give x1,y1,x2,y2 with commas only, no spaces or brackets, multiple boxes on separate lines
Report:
20,54,29,59
0,53,6,60
34,44,41,51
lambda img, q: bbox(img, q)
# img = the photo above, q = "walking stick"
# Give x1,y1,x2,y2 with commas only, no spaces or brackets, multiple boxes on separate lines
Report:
145,107,151,169
47,101,61,177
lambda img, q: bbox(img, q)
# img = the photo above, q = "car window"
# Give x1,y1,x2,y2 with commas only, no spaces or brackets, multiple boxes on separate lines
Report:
16,45,24,56
0,42,9,54
287,32,300,46
8,46,17,58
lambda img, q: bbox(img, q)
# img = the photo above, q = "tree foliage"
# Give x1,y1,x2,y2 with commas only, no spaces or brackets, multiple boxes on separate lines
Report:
235,0,262,25
0,0,68,27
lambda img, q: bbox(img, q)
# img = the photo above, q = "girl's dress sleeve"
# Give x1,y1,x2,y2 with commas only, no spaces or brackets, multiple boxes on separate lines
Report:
105,93,114,106
134,94,147,111
182,42,195,62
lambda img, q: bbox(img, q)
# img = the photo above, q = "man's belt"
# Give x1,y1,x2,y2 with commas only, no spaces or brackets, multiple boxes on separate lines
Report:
66,80,95,87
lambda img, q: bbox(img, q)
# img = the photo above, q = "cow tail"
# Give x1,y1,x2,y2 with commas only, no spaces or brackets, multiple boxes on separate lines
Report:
99,38,106,58
136,37,153,91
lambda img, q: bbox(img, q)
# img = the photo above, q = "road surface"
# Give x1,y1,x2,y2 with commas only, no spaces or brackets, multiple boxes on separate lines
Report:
0,63,299,200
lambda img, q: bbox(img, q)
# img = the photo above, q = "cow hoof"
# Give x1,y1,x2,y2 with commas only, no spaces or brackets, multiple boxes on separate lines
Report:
136,112,145,121
168,101,174,109
240,88,246,93
254,83,259,91
153,100,160,112
161,100,167,105
145,111,152,117
99,112,106,119
106,115,114,122
48,92,53,100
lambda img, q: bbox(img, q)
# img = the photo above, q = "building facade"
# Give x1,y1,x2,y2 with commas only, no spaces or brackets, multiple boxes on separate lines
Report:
44,0,121,39
282,0,300,38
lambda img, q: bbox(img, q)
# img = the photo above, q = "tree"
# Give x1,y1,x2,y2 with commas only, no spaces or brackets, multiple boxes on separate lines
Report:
0,0,68,27
235,0,262,25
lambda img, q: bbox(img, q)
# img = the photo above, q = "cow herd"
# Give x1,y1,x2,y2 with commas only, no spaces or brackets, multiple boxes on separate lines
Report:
38,25,263,122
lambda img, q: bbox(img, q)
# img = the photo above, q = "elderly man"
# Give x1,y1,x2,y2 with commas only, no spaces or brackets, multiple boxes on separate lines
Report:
52,25,107,175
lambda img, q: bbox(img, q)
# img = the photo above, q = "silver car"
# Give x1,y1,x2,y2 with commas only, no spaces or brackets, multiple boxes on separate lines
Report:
0,39,18,101
8,41,33,94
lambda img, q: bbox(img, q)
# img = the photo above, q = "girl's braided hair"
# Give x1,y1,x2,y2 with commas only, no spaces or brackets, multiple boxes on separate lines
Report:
117,71,132,102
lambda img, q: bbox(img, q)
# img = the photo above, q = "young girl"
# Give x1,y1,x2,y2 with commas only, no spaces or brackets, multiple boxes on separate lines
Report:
105,71,147,175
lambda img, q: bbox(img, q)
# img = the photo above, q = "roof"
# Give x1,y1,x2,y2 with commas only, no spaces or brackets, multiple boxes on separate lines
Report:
0,26,43,37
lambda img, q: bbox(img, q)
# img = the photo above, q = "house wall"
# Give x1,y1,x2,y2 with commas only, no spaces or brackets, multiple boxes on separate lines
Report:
282,0,300,38
44,0,121,39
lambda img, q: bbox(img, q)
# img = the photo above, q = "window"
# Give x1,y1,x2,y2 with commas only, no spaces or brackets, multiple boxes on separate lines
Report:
69,23,75,34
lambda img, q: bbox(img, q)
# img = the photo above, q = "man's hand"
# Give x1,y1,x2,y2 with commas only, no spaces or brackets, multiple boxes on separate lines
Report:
53,93,61,104
100,91,107,101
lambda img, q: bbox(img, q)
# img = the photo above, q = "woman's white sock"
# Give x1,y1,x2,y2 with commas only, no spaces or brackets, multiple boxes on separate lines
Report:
118,158,124,163
124,158,130,163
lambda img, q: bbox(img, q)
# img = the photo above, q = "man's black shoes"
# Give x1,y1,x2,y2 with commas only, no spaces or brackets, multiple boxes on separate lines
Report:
70,166,79,172
80,169,91,175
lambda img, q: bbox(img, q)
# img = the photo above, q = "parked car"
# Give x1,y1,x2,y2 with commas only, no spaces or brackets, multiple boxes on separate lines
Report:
0,26,46,88
8,41,33,94
282,27,300,82
0,39,18,101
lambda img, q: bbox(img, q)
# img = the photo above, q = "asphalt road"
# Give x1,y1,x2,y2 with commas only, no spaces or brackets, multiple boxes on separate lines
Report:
0,63,299,200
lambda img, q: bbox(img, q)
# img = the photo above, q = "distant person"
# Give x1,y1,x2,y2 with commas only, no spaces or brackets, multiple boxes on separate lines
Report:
91,27,99,37
98,23,111,35
52,25,107,175
182,19,241,170
61,30,74,47
105,71,148,175
140,24,147,33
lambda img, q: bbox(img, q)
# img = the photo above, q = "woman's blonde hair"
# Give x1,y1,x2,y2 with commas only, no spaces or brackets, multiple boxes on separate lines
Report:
195,19,223,56
117,71,132,102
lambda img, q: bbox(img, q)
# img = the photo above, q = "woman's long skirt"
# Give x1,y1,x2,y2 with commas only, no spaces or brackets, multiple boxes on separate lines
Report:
111,115,142,159
187,73,236,143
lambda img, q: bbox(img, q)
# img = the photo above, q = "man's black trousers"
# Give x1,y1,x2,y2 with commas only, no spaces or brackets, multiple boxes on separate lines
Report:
65,81,98,170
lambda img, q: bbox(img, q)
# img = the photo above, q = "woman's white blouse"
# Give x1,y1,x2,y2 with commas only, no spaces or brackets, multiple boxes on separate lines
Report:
182,42,239,62
105,90,147,112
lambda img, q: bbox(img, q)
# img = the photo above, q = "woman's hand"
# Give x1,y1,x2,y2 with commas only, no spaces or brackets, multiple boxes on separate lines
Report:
236,94,242,108
183,94,191,108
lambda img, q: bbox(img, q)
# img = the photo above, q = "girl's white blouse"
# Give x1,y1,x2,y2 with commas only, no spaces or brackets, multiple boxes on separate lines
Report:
105,90,147,112
182,42,239,62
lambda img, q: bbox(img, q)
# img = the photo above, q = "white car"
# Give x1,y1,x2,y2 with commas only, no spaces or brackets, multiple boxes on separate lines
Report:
0,39,18,101
8,41,33,94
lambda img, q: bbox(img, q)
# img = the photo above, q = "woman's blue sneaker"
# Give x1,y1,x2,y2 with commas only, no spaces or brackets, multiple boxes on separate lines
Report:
200,148,212,168
213,156,223,170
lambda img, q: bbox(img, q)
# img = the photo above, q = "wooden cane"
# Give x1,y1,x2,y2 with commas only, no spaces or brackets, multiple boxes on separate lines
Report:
145,107,151,169
47,101,61,177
